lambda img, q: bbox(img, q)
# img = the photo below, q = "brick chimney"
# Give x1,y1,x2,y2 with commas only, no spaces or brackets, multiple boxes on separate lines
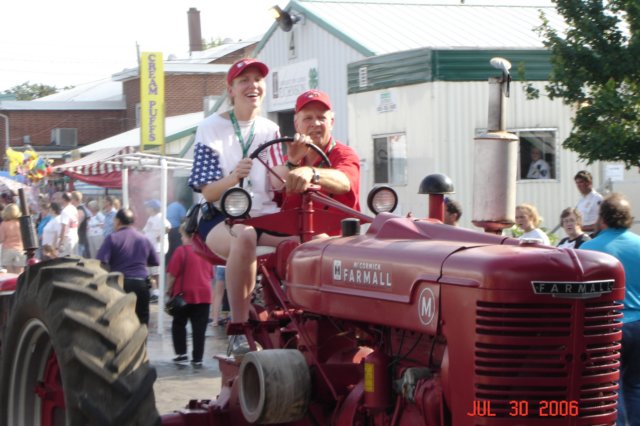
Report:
188,7,203,53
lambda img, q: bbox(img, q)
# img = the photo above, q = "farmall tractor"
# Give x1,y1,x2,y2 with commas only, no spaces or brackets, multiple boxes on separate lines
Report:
0,59,625,426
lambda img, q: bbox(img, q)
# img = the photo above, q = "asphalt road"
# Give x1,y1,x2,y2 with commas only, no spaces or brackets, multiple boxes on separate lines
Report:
146,304,225,416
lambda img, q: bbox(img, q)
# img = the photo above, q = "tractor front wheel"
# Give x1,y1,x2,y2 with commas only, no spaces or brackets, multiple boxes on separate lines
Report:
0,257,159,426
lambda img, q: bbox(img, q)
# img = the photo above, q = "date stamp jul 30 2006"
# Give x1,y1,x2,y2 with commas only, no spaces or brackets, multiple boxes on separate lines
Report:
467,400,579,417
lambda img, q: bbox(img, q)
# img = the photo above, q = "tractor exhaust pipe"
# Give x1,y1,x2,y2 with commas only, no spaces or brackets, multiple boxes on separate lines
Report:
18,188,39,261
471,58,518,234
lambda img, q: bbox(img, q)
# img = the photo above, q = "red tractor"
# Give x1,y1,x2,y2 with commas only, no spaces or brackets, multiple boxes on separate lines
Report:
0,60,625,425
0,175,624,426
157,153,623,426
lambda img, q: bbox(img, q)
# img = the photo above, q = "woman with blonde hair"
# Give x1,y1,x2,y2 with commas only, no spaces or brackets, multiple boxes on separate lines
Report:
515,203,550,245
0,203,25,273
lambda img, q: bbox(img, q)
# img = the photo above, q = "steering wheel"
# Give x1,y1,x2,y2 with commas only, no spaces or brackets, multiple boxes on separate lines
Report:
249,137,332,181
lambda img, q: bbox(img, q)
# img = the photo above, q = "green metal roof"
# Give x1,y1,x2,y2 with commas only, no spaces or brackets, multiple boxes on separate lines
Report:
348,48,552,93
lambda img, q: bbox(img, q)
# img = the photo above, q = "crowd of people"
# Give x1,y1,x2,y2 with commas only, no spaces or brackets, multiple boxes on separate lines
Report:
507,169,638,425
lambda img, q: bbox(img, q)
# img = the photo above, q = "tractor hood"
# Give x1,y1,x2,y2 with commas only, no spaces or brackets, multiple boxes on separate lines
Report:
285,214,624,333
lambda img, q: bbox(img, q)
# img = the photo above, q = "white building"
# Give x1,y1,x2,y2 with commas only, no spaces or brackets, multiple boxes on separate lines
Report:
255,0,639,235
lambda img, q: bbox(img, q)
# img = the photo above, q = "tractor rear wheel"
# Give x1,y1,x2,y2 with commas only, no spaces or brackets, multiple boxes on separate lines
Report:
0,257,159,426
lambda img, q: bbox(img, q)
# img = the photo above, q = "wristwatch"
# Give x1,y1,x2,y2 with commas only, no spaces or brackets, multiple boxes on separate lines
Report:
310,167,321,184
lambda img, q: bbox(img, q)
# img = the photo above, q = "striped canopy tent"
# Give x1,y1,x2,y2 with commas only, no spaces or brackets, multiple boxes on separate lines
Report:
53,146,138,188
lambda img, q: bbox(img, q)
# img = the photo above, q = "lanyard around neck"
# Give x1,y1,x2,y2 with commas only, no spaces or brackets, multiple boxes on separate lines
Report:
305,138,336,167
229,111,256,158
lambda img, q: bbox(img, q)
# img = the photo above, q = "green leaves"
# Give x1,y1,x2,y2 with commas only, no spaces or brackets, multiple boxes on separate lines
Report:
540,0,640,168
2,81,59,100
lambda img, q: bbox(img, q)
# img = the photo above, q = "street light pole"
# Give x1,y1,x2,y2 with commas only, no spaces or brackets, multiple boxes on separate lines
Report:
0,113,9,170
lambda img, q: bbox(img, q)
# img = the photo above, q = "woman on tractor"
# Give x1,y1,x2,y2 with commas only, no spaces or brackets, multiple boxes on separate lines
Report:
187,58,287,356
188,58,361,357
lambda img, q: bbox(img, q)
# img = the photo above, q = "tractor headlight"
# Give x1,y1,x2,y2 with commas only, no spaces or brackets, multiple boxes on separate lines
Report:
220,188,252,218
367,186,398,214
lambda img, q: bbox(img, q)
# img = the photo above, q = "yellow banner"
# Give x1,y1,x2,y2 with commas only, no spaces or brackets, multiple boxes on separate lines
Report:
140,52,165,151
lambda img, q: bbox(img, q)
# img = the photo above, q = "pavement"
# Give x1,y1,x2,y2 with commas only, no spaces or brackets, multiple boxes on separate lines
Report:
146,303,226,416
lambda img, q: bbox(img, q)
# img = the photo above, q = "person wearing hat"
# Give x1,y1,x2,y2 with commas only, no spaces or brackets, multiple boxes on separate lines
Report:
280,89,360,212
187,58,287,356
574,170,603,234
142,199,171,302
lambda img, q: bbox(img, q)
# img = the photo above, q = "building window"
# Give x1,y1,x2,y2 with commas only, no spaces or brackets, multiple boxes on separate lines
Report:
373,133,407,186
288,32,297,60
359,66,368,88
515,129,557,180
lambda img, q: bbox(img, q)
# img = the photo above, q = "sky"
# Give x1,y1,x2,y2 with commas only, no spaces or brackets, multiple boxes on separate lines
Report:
0,0,288,92
1,0,555,94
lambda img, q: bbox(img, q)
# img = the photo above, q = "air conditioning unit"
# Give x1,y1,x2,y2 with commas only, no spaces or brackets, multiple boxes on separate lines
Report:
51,128,78,146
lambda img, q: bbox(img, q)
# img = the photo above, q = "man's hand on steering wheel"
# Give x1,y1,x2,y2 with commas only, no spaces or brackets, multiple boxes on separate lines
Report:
286,166,315,193
248,137,332,193
286,133,312,166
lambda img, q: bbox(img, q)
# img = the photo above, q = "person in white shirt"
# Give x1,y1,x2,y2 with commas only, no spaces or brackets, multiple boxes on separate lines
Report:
41,202,62,258
142,199,170,302
515,203,550,245
574,170,603,233
86,200,105,258
526,148,551,179
55,192,79,256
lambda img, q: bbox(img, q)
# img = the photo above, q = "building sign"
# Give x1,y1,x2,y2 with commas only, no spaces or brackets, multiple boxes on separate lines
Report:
605,164,624,182
377,90,397,113
140,52,165,151
270,59,319,111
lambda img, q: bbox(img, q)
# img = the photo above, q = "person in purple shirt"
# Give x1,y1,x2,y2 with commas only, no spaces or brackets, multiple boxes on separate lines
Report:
96,208,159,325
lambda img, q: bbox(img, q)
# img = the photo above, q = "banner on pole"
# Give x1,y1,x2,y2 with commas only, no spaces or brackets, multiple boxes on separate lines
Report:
140,52,165,151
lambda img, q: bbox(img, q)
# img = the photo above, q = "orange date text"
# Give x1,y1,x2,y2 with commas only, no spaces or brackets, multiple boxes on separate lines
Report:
467,400,579,417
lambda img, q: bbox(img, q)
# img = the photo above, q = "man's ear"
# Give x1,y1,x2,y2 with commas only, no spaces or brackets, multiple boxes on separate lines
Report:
293,112,300,132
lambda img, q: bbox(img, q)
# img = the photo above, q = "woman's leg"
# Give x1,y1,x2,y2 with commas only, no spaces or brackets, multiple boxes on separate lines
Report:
207,223,257,323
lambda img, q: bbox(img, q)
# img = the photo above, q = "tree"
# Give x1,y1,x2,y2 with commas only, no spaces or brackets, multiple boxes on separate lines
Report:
202,37,224,50
2,82,59,100
537,0,640,168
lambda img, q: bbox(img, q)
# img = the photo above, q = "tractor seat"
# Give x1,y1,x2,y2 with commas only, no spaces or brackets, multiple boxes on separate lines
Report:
192,233,276,266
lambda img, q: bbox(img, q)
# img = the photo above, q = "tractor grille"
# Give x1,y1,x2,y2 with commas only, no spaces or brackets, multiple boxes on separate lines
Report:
474,300,622,419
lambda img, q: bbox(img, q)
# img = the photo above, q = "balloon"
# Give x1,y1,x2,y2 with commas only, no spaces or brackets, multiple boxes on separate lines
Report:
6,147,52,182
6,148,24,176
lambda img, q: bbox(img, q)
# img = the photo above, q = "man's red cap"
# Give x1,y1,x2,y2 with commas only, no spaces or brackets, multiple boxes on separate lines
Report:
227,58,269,85
295,89,332,112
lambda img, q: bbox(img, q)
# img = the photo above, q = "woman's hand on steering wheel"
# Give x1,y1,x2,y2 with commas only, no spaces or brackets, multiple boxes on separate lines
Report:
231,157,253,183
